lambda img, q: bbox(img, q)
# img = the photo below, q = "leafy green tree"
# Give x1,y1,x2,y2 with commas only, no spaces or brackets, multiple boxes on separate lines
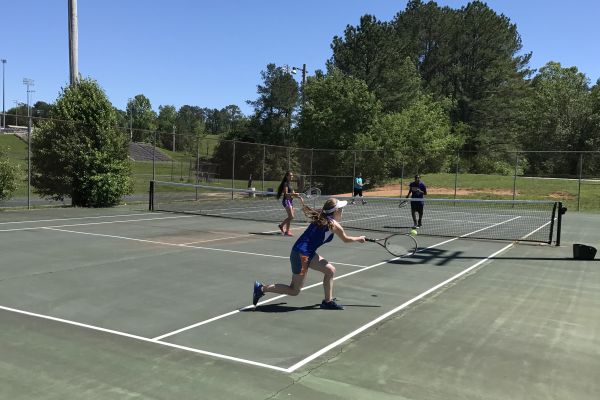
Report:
330,15,421,112
176,105,205,153
127,95,157,142
31,78,132,207
298,68,381,150
157,105,178,150
372,95,462,175
247,63,299,145
521,62,592,175
0,147,19,201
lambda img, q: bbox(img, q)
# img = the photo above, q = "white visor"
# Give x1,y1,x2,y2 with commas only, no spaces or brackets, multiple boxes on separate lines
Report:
324,200,348,214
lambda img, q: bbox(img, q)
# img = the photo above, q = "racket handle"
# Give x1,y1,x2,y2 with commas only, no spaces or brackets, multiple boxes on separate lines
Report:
365,238,376,242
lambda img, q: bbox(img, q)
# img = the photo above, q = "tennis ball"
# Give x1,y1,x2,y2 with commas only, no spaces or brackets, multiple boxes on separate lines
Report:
410,229,418,236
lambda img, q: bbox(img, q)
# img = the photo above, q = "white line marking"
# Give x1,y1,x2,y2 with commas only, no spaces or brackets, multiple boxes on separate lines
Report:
0,212,155,225
1,213,535,372
38,227,368,269
284,242,516,373
0,215,198,232
0,305,287,372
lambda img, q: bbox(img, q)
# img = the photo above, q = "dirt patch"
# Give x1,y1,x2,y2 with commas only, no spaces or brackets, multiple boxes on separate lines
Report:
339,183,516,197
548,191,575,200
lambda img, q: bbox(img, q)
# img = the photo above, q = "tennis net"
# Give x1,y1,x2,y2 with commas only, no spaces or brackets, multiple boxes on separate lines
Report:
149,181,564,245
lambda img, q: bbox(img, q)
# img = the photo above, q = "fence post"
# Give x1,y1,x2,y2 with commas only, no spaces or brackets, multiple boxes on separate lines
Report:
310,148,314,189
27,111,32,210
231,140,236,197
353,151,357,196
262,144,266,192
512,152,518,201
152,131,156,182
577,152,583,211
400,161,405,197
196,137,200,184
454,151,459,199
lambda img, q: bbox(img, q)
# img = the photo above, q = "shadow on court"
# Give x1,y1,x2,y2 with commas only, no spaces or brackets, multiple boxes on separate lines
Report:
243,302,382,313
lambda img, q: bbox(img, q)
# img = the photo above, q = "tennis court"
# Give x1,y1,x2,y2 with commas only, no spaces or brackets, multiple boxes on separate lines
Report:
1,196,599,399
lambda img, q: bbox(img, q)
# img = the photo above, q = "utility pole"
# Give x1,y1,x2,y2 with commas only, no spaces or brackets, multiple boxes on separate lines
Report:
23,78,35,210
68,0,79,85
1,59,6,129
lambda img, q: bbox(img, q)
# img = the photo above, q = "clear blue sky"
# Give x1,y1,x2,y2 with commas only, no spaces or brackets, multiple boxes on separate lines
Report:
2,1,599,116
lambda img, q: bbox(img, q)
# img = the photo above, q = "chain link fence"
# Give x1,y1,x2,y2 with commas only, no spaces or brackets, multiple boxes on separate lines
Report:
1,116,599,212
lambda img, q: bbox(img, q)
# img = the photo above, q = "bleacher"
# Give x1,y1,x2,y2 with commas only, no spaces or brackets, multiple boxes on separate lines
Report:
1,126,30,142
129,142,172,162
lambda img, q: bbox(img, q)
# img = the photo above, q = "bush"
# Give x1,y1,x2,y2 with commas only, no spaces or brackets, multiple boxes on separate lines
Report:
0,148,19,201
31,78,132,207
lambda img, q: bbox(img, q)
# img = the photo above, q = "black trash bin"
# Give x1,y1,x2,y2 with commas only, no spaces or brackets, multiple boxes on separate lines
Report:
573,244,597,260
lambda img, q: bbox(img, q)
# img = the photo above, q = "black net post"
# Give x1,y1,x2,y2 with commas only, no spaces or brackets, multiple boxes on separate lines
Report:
149,180,155,211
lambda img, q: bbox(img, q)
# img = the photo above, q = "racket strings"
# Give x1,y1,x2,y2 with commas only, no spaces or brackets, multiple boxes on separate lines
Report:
385,235,417,257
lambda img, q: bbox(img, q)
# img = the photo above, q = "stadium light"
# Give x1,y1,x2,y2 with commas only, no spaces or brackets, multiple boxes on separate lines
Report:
285,64,307,107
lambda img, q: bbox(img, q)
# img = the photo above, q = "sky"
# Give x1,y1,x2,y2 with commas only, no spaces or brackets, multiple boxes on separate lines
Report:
2,1,599,117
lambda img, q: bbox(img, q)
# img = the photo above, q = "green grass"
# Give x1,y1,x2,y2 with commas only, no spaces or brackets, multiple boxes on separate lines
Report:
387,173,600,212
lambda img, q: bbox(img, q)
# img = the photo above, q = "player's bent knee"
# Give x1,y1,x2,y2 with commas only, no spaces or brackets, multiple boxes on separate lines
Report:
326,264,336,276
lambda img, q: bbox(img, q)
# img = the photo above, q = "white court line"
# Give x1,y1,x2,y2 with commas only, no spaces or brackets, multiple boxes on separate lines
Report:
2,213,527,372
39,227,368,269
153,216,522,341
0,212,155,225
0,305,287,372
0,214,198,232
284,242,515,373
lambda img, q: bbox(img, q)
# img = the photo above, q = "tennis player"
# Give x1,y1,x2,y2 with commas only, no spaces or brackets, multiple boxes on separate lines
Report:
276,171,297,236
253,197,365,310
406,174,427,228
350,172,367,205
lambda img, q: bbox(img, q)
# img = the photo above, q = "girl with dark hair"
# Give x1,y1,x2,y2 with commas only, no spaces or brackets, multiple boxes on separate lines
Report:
253,197,365,310
276,171,297,236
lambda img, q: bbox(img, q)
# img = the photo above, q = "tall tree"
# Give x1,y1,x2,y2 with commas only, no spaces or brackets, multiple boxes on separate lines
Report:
298,68,381,150
156,105,178,150
521,62,592,175
247,63,299,145
174,105,205,154
330,15,421,112
31,78,131,206
127,94,157,142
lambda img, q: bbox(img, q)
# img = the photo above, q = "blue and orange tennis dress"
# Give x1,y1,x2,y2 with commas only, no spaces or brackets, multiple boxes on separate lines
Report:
289,218,335,275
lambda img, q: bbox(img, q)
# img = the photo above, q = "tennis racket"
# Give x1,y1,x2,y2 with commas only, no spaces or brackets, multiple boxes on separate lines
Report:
398,200,408,208
304,187,321,198
365,233,417,258
298,187,322,207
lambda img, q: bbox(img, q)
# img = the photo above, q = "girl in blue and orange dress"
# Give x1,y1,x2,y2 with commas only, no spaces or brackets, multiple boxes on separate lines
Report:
253,197,365,310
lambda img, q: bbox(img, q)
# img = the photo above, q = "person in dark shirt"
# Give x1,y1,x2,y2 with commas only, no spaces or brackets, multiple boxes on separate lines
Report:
406,174,427,229
276,171,298,236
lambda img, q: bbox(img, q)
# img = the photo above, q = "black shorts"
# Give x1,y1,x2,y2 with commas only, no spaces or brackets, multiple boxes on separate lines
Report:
353,188,363,196
410,201,424,213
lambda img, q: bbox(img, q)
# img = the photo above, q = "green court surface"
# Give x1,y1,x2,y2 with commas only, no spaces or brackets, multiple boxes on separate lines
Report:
1,206,599,399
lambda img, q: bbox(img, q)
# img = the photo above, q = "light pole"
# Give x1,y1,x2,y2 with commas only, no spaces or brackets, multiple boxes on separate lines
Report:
13,100,20,126
23,78,34,210
128,98,133,141
291,64,307,107
1,59,6,129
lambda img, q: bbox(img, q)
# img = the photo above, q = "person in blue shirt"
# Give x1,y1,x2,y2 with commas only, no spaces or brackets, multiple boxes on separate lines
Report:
406,174,427,229
253,197,365,310
350,172,367,205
